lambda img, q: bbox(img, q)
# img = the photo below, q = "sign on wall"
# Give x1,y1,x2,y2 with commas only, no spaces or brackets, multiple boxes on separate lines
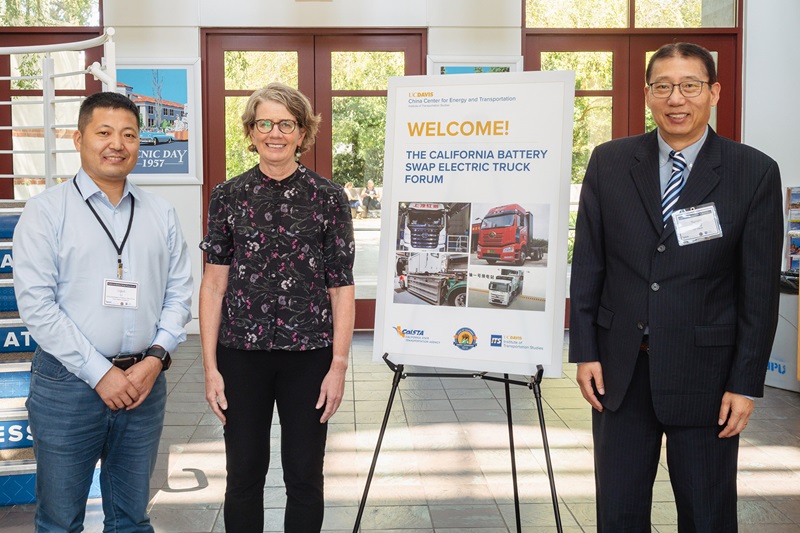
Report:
116,58,201,184
373,71,575,377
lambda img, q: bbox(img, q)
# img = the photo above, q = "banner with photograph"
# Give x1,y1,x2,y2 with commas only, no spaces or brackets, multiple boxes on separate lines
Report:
373,71,575,377
115,59,201,184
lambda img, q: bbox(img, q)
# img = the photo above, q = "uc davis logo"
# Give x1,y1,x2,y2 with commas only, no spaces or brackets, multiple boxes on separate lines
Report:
453,327,478,351
490,335,502,347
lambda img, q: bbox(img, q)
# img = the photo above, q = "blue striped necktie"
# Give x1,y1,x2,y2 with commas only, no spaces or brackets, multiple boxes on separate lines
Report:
662,150,687,226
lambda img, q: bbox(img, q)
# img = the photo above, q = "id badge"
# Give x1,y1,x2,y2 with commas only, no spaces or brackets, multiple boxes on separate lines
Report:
671,203,723,246
103,279,139,308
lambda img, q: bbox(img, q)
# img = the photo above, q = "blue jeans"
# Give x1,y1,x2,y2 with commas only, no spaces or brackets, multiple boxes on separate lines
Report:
26,348,166,533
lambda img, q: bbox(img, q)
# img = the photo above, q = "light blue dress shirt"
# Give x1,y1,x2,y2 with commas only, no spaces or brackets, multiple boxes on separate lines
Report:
13,170,193,388
657,126,709,195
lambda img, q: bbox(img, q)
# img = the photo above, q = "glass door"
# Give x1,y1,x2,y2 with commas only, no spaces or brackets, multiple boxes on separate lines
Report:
202,30,425,329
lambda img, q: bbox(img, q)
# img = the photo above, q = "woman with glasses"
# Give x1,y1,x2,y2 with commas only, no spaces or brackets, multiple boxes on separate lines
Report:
199,82,355,533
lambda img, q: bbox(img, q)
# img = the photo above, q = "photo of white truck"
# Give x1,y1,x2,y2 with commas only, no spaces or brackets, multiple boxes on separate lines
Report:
394,252,468,307
397,202,470,253
488,268,524,306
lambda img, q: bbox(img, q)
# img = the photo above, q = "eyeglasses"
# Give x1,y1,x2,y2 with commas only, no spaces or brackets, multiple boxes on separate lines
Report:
647,81,709,98
253,118,298,134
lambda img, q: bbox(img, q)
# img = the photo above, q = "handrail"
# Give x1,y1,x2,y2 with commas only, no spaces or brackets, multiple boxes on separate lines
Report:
0,28,115,55
0,27,116,194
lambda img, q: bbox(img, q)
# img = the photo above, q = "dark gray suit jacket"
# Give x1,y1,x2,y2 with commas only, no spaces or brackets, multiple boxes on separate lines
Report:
569,128,783,426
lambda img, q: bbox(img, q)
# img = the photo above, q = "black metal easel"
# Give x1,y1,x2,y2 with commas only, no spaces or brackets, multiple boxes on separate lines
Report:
352,354,563,533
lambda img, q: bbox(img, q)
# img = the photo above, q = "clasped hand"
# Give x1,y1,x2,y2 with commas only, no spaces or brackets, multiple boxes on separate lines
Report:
95,357,161,411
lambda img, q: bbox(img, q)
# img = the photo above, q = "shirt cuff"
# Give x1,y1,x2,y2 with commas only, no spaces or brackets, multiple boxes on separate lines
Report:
151,330,181,354
79,350,114,389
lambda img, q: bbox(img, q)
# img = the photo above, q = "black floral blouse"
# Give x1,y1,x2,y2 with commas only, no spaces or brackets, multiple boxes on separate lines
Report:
200,164,355,351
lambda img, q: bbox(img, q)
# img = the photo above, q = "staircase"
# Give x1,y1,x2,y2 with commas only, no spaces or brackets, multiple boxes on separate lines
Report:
0,201,36,506
0,200,104,508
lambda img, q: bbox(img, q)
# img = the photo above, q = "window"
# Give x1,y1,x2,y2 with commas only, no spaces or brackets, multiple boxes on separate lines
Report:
525,0,736,29
0,0,100,26
525,1,741,265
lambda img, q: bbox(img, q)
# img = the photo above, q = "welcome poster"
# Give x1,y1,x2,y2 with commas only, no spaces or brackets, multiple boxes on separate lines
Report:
373,71,575,377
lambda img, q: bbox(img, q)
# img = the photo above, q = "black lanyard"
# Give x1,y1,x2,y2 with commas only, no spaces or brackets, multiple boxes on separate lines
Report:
73,177,135,279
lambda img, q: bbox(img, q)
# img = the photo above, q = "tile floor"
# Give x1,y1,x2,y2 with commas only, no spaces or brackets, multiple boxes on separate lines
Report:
1,331,799,532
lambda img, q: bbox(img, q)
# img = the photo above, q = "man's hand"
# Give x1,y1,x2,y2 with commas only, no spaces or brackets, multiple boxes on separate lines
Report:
717,391,754,438
316,366,346,423
95,366,141,410
205,368,228,425
576,362,605,412
124,357,163,410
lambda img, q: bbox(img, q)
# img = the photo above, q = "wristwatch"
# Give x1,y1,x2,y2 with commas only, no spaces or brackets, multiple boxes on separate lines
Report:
143,345,172,371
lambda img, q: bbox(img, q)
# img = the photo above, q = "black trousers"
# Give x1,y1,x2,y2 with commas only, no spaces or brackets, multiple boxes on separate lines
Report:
217,343,332,533
592,350,739,532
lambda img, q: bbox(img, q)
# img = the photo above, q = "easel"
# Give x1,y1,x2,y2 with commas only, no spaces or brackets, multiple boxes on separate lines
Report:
352,354,563,533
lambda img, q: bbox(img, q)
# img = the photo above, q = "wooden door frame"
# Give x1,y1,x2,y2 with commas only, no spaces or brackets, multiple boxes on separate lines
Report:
525,33,741,141
525,35,631,140
200,28,427,330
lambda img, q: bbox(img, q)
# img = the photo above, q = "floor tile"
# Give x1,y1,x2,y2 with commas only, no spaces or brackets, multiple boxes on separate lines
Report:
2,331,799,533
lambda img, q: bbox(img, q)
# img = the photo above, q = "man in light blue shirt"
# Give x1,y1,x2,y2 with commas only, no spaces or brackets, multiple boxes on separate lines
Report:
13,92,193,532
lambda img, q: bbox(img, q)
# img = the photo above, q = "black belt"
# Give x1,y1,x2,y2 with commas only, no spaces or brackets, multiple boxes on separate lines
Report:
109,352,144,370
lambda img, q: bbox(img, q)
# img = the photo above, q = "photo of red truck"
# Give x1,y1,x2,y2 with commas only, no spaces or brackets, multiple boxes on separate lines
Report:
476,203,544,266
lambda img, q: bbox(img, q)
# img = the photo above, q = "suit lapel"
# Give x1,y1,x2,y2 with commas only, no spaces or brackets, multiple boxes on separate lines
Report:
630,131,663,233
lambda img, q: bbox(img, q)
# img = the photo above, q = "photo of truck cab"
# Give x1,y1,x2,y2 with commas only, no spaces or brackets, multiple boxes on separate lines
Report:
488,268,524,306
476,203,542,265
401,203,447,252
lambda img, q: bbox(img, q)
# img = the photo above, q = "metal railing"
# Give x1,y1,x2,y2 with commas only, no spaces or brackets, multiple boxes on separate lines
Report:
0,28,116,190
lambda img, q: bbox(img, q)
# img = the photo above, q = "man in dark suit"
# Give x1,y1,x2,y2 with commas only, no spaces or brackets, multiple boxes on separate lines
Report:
569,42,783,531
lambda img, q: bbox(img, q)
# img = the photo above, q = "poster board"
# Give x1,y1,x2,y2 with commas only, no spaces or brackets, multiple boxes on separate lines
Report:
116,58,201,184
373,71,575,377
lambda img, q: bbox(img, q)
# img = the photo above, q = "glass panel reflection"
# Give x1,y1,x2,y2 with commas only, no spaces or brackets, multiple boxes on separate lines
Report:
0,1,99,26
571,96,613,183
331,52,404,91
526,0,628,28
332,96,388,299
224,51,298,91
541,51,613,90
224,96,258,179
11,51,86,90
636,0,736,28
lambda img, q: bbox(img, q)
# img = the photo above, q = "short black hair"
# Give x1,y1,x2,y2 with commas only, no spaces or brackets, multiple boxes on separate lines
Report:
78,92,140,132
646,42,718,85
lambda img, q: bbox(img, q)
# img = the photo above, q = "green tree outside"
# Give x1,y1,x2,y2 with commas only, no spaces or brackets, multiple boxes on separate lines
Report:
1,0,98,26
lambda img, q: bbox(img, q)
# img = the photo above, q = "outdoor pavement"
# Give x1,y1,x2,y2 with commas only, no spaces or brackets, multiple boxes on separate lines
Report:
1,331,799,532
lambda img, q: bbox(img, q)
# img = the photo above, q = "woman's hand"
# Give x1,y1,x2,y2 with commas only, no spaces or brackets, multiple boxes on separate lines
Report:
316,365,346,423
205,367,228,424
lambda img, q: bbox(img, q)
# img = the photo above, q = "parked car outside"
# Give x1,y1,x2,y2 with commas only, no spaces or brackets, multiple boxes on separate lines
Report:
139,130,174,145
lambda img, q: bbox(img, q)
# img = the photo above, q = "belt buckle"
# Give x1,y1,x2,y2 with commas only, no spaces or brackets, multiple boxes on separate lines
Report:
111,354,139,370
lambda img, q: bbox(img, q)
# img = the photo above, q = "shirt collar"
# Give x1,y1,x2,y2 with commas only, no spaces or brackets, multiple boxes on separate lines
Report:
656,126,709,169
256,163,303,187
75,168,138,202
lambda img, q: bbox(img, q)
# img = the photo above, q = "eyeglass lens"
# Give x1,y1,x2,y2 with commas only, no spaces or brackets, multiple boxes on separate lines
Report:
255,119,296,134
650,82,705,98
